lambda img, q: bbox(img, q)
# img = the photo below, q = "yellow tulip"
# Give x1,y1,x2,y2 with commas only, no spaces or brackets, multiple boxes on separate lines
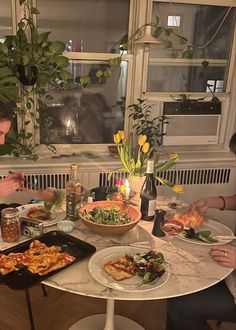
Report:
138,134,147,146
170,153,179,161
118,130,125,140
172,185,184,194
113,133,121,144
142,142,150,153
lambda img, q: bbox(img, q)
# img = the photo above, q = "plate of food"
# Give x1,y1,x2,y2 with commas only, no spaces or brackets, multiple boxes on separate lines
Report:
177,219,234,245
88,246,169,292
17,204,66,227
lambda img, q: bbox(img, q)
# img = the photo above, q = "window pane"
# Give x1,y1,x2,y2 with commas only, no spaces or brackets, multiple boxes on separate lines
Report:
39,60,127,144
147,65,226,93
0,0,12,39
37,0,130,53
150,2,235,59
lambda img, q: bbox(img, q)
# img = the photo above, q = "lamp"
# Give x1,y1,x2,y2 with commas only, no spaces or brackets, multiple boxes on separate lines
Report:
134,0,161,45
134,24,161,45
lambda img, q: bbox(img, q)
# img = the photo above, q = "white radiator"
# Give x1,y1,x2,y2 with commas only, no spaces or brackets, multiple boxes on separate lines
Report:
0,167,232,189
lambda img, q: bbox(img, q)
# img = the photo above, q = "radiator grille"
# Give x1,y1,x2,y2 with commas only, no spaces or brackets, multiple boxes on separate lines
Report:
0,168,231,189
100,168,231,186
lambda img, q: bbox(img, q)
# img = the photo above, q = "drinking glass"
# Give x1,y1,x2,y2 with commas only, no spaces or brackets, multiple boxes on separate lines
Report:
160,219,183,252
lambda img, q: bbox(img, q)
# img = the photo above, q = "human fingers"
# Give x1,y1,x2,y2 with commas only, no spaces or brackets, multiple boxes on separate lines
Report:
0,180,21,197
8,172,24,189
210,247,236,269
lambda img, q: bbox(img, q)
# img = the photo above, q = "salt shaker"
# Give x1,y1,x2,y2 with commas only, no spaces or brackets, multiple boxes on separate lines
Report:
1,207,20,242
152,209,166,237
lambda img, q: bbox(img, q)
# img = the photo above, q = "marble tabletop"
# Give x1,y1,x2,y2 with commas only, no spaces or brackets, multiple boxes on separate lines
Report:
0,196,233,302
41,219,233,301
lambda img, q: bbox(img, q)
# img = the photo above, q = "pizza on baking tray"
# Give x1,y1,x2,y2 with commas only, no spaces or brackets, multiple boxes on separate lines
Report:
0,240,75,276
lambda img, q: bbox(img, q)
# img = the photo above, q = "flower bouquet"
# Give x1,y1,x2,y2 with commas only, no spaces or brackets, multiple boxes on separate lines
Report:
112,130,184,194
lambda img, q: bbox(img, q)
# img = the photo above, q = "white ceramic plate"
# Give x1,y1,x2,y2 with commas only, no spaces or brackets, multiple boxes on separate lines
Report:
177,219,234,245
17,203,66,227
88,246,170,292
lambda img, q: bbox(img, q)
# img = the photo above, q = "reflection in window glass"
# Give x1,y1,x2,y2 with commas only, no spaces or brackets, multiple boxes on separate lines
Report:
167,15,181,27
150,2,235,59
40,61,127,144
147,65,225,93
0,0,12,39
37,0,130,53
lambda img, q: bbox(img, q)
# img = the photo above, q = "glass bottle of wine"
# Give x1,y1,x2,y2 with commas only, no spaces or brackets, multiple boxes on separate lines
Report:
66,164,84,220
140,159,157,221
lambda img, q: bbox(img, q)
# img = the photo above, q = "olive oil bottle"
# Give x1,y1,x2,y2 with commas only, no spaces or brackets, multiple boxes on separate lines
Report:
66,164,84,220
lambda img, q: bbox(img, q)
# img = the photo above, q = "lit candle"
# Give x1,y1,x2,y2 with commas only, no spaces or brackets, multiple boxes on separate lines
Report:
125,179,130,200
65,120,71,135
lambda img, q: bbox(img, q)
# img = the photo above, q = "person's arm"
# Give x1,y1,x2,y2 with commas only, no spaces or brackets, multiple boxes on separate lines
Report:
0,172,24,198
189,195,236,213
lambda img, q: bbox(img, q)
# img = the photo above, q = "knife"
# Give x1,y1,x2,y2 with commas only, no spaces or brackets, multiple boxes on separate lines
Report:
214,235,236,240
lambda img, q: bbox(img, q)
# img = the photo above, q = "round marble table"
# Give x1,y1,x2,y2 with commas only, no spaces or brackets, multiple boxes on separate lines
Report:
42,218,233,330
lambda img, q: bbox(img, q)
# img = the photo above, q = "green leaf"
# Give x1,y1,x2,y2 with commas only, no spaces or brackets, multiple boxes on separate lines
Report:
54,55,69,68
0,144,14,155
37,32,51,44
155,160,176,173
60,70,71,80
156,177,174,187
202,60,209,68
31,7,40,14
49,41,66,55
18,21,25,29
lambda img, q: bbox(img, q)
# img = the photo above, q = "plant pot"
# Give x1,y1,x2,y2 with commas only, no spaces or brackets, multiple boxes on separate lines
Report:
128,175,145,206
17,64,38,86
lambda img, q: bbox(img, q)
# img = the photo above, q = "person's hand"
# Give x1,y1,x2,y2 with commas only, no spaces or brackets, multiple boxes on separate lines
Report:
209,246,236,269
0,172,24,198
188,198,209,214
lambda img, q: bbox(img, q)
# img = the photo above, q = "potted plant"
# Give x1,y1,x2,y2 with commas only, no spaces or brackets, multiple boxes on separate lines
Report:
127,98,169,149
0,0,71,159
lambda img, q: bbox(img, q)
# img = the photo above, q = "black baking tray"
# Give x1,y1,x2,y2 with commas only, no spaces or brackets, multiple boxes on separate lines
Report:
0,230,96,290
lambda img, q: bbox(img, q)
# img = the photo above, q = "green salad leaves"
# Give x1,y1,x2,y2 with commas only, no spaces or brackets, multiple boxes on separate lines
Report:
81,205,133,225
181,228,217,243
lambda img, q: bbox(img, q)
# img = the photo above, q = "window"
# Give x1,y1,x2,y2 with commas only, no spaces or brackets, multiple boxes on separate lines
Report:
146,2,235,93
0,0,12,38
39,59,127,144
36,0,130,145
37,0,130,54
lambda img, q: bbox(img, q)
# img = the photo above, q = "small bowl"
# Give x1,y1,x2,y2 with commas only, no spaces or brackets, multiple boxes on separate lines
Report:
57,220,74,233
79,201,141,235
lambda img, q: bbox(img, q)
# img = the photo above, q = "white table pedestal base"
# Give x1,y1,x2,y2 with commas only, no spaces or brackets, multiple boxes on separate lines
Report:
69,298,144,330
69,314,145,330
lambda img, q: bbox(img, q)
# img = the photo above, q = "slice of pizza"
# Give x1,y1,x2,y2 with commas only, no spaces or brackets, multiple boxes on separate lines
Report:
102,256,136,281
173,210,205,228
26,206,53,221
36,252,75,276
0,253,18,275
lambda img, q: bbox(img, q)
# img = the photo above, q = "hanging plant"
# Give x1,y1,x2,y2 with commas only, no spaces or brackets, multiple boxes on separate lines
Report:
0,0,71,160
